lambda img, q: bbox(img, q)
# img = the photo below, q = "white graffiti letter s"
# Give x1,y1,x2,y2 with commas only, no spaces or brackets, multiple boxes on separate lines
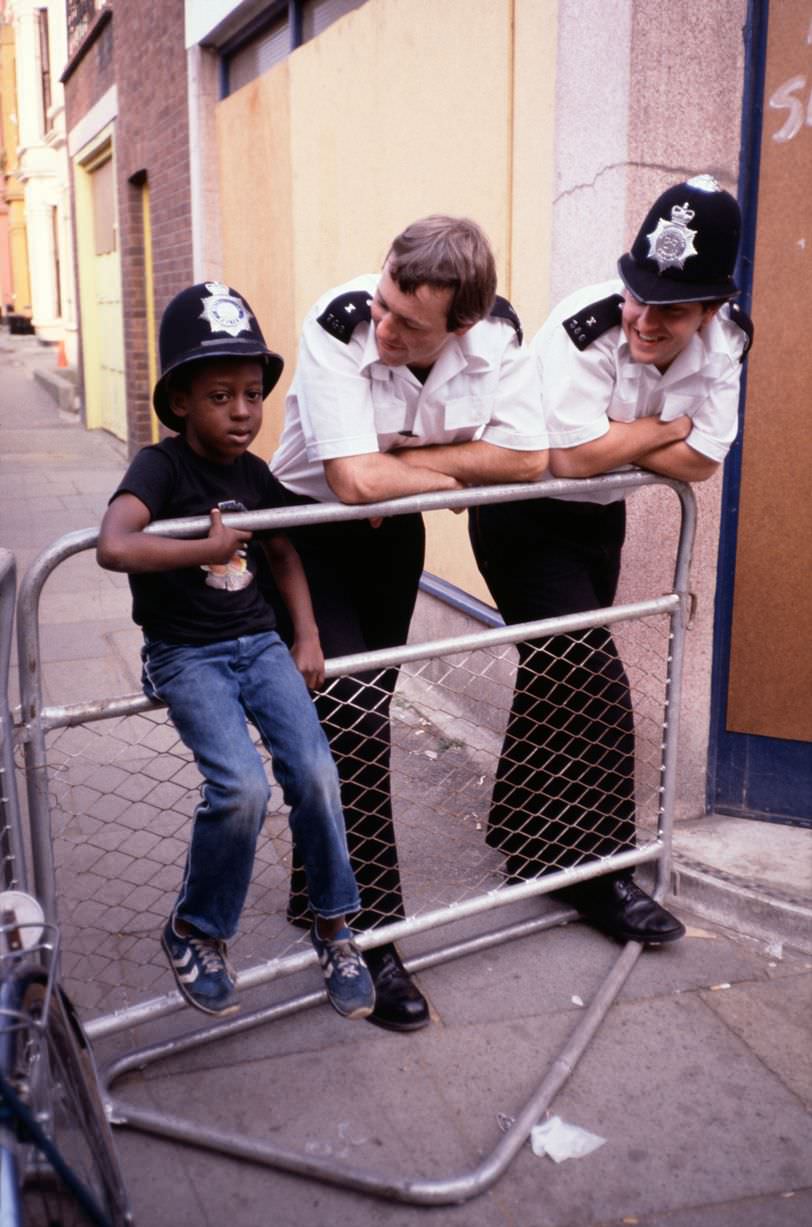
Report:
769,73,807,143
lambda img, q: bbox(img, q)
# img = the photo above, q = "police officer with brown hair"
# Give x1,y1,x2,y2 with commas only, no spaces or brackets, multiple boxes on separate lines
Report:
470,175,753,944
270,215,548,1030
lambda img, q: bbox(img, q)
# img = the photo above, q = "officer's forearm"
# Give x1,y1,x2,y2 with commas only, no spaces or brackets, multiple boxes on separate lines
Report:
396,440,547,485
323,452,461,504
635,441,720,483
549,417,691,478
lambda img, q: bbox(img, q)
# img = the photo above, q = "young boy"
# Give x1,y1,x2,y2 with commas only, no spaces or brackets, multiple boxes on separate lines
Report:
97,281,375,1020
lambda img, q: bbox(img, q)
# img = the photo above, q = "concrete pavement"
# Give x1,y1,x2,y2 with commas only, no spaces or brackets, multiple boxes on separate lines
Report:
1,331,810,1227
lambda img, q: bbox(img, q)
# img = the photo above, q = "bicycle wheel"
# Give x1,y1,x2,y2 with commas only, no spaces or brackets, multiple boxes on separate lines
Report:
11,968,133,1226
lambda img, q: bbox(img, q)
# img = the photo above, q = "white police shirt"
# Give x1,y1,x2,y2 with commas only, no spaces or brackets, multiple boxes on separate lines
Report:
271,274,548,502
531,278,746,504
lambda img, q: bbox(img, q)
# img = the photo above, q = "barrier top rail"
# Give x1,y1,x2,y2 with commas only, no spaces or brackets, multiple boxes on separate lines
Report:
16,470,696,702
14,470,696,740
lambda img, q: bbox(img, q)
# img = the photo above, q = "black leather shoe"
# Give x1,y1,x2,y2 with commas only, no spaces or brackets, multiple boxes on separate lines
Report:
556,875,686,944
363,943,430,1032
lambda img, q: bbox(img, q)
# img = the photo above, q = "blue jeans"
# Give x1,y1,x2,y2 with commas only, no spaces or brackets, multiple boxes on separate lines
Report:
141,631,360,940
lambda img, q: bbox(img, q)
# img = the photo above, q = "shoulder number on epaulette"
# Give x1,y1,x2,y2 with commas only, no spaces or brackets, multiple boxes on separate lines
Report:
489,295,523,344
728,302,754,361
562,293,623,351
316,291,373,344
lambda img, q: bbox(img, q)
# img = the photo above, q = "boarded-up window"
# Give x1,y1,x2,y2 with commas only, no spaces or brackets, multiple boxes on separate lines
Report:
67,0,103,59
302,0,367,41
229,14,289,92
226,0,368,94
37,6,52,130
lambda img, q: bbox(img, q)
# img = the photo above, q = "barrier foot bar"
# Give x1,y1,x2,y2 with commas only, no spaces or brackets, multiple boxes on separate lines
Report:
102,907,643,1207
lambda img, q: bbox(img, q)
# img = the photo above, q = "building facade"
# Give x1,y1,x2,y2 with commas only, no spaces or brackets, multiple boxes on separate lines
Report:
4,0,76,350
62,0,192,441
56,0,810,823
1,1,33,327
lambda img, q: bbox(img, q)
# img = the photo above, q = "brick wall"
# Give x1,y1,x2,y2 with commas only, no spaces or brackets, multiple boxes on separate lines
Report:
63,12,115,124
65,1,193,452
114,0,192,451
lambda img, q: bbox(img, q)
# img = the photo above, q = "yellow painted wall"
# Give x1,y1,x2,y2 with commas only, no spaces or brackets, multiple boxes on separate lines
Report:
5,195,30,315
141,182,160,443
217,0,558,595
73,132,128,440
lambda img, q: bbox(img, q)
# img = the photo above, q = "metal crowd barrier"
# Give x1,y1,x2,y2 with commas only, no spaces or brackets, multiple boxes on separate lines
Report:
12,472,696,1205
1,549,27,894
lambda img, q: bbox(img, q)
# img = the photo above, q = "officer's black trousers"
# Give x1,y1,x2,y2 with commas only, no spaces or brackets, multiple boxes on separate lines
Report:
468,496,636,878
270,510,425,931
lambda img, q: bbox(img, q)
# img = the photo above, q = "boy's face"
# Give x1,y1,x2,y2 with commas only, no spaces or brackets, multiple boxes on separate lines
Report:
170,359,265,463
621,293,720,373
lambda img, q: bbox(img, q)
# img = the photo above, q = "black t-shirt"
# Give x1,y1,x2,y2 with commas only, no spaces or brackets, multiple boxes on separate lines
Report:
112,436,288,644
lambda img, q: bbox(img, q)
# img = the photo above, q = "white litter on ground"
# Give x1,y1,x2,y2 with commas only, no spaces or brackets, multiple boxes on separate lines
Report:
530,1115,606,1162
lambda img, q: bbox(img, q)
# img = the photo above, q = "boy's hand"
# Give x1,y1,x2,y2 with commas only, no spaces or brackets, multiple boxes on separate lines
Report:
206,506,251,564
290,633,325,690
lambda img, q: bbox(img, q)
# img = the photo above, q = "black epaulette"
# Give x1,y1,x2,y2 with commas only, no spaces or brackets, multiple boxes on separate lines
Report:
727,301,754,361
562,293,623,351
316,290,373,344
490,295,523,343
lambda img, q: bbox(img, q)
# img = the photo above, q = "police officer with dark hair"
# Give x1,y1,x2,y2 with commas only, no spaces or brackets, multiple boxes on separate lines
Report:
270,215,548,1031
470,175,753,944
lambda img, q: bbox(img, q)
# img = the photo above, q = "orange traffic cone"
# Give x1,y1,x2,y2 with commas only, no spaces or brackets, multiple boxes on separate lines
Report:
56,340,68,368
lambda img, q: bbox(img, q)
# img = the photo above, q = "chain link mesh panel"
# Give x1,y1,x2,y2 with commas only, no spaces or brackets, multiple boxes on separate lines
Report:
32,609,671,1020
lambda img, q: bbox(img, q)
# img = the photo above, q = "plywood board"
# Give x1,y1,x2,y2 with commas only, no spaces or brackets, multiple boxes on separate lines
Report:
727,0,812,743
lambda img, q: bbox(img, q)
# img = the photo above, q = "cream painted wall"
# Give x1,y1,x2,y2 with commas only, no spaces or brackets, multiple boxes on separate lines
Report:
511,0,559,338
218,0,558,597
548,0,631,305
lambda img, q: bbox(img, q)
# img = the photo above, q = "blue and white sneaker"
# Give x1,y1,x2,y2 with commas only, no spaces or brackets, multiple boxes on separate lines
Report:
311,924,375,1019
162,920,239,1016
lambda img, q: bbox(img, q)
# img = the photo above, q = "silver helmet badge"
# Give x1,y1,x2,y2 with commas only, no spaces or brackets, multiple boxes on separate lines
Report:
646,202,699,273
199,282,253,338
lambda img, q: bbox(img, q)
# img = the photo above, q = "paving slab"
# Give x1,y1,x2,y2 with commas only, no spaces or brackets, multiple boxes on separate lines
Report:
99,920,811,1227
699,971,812,1109
641,1190,812,1227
